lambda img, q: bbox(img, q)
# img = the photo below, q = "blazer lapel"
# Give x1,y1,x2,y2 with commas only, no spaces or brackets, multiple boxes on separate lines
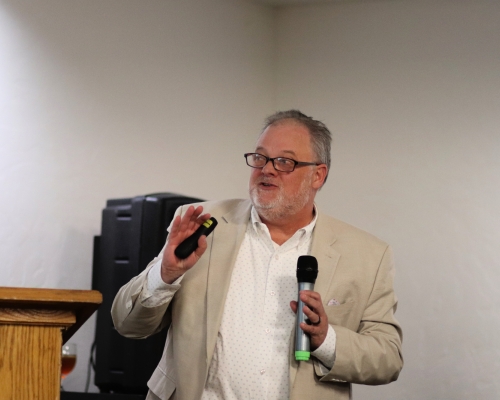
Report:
205,200,252,364
310,213,340,297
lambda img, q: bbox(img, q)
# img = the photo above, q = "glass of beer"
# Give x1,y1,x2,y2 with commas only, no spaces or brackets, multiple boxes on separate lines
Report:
61,343,77,380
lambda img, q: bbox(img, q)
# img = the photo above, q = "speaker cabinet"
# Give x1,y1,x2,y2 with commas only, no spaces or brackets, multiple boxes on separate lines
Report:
93,193,203,394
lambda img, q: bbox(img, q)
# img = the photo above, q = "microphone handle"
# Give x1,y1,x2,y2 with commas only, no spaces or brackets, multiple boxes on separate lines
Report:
295,281,315,361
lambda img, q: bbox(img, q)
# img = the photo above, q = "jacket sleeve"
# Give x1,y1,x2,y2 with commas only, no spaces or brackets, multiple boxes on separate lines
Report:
110,250,172,339
111,205,187,339
320,245,403,385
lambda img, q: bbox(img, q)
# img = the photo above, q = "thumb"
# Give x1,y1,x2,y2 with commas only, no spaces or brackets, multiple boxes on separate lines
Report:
290,300,298,314
193,235,208,258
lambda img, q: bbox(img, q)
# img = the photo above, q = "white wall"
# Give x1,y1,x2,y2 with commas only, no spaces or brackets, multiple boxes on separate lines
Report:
276,0,500,398
0,0,274,391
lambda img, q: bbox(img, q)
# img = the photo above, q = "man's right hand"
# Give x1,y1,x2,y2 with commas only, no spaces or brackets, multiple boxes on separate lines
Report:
160,205,211,284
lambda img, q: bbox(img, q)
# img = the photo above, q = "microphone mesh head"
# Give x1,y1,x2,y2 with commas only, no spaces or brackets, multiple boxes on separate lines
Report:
296,255,318,283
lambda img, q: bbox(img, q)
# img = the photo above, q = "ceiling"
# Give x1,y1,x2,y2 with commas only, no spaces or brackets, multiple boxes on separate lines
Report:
251,0,346,6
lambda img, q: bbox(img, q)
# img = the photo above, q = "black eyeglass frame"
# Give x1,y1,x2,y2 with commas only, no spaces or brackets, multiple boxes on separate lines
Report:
244,152,322,172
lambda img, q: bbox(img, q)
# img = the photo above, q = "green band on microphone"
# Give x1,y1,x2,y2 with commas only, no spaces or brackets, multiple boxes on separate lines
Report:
295,350,310,361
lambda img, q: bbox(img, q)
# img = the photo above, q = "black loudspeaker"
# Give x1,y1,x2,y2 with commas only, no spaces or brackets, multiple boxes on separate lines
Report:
93,193,203,394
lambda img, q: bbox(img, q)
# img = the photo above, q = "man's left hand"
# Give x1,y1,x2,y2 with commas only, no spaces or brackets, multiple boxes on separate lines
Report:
290,290,328,351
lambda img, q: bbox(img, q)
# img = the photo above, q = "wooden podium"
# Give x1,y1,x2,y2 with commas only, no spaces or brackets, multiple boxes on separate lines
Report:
0,287,102,400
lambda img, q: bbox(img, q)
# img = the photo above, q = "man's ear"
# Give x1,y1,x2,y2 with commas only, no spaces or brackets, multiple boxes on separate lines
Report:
312,164,328,189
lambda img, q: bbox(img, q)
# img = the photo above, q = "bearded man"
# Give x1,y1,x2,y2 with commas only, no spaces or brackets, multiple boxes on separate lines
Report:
112,110,403,400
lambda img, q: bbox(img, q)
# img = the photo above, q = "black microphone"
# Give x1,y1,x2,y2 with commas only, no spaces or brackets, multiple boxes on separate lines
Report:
295,255,319,361
174,217,218,259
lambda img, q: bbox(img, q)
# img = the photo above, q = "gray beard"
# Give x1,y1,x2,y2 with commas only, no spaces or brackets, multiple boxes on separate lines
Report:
249,174,313,222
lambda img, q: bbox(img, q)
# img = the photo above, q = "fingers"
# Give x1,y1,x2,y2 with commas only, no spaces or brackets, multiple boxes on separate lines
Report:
179,206,208,235
160,206,211,283
169,206,211,246
297,290,328,350
303,304,321,324
301,292,322,324
299,290,322,311
192,235,208,259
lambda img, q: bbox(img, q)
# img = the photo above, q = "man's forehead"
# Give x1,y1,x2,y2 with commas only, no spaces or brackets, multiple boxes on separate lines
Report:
255,121,312,154
254,145,298,157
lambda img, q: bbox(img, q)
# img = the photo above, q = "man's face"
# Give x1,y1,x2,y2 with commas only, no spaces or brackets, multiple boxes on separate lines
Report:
248,121,323,221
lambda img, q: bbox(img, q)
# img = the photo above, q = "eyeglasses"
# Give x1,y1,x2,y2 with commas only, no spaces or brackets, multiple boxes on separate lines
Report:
244,153,321,172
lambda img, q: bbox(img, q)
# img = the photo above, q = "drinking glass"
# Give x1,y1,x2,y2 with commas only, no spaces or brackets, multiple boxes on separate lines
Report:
61,343,77,381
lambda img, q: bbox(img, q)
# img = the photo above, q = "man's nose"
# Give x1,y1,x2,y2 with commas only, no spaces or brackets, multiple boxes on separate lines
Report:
261,159,278,175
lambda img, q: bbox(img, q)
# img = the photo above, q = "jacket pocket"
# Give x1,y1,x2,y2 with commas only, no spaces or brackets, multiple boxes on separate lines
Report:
324,300,355,326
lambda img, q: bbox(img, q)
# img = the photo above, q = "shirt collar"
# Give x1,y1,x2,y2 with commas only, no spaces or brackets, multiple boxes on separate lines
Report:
250,204,318,239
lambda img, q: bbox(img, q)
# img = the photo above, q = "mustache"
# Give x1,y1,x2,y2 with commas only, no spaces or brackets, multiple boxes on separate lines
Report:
255,177,281,187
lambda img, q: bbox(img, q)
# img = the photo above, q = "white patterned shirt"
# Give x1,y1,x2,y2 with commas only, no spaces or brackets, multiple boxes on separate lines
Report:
143,206,336,399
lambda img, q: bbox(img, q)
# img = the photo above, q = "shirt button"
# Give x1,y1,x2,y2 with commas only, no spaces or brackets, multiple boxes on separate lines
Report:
274,255,279,260
260,369,266,375
270,291,275,296
265,328,270,334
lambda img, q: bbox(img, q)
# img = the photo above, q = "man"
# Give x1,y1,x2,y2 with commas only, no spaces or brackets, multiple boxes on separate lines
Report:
112,110,403,400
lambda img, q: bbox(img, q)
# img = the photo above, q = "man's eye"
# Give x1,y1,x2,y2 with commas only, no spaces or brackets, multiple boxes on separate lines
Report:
276,158,293,166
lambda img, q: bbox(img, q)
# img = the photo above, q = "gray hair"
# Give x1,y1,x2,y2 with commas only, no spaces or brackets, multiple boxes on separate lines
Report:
263,110,332,182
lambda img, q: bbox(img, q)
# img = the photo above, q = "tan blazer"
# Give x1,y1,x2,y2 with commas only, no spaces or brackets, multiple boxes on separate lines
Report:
112,199,403,400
